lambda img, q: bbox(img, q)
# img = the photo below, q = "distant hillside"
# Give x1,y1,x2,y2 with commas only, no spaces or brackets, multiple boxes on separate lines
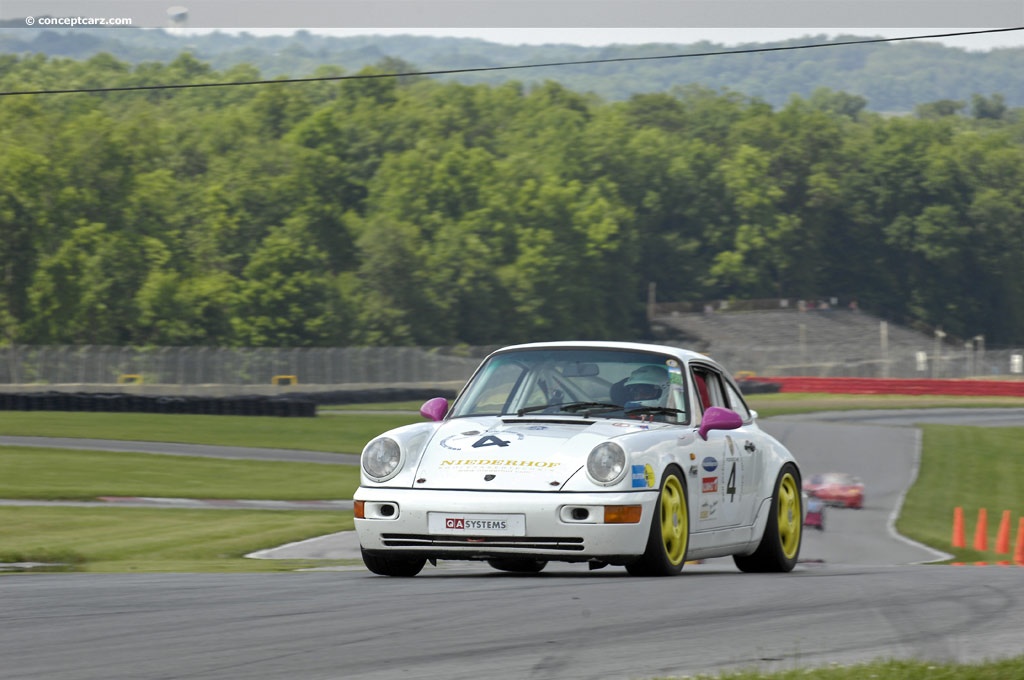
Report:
1,27,1022,111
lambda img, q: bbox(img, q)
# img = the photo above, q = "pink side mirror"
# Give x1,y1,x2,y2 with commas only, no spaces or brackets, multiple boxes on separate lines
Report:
419,397,449,422
697,406,743,440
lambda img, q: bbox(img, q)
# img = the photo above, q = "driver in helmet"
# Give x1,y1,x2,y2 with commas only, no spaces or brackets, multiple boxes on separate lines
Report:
621,365,669,409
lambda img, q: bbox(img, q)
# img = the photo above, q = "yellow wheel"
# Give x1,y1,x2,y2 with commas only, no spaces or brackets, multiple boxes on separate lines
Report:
776,470,801,560
626,467,688,576
734,463,802,573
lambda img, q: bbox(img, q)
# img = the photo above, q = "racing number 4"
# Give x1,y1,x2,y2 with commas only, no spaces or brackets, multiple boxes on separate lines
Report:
726,461,737,501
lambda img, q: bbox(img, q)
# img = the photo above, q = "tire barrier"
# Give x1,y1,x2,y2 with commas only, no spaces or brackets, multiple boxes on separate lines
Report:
0,387,461,416
290,387,459,405
0,391,316,417
736,378,782,394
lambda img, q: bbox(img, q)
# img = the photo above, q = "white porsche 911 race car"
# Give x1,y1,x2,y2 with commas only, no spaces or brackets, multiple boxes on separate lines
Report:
354,341,804,577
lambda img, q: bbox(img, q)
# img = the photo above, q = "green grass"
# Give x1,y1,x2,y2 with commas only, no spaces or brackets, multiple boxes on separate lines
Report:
4,398,1023,676
897,425,1024,564
655,657,1024,679
4,395,1021,449
0,446,360,500
0,506,353,572
0,410,421,453
3,395,1024,573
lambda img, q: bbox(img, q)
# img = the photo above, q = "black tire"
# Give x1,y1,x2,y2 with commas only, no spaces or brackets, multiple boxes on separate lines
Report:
487,558,548,573
625,466,689,576
361,549,427,577
734,463,802,573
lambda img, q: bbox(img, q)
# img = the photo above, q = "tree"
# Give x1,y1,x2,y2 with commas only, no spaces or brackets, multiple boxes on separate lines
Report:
915,99,966,119
971,93,1007,120
25,221,149,344
231,217,346,347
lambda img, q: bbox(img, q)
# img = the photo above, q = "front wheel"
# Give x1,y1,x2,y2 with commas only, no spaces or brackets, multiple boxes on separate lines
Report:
734,463,802,573
626,467,688,576
361,549,426,577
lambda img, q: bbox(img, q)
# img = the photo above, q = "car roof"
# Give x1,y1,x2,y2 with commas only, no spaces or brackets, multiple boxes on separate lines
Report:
491,340,714,365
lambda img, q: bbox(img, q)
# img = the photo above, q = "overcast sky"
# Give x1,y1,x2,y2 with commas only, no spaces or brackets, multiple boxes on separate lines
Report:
255,27,1024,50
4,0,1021,50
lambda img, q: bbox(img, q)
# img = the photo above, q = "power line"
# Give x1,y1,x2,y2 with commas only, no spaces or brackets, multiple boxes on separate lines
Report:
1,26,1022,97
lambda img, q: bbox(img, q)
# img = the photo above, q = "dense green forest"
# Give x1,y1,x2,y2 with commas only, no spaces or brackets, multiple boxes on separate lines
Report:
1,28,1023,111
1,50,1023,348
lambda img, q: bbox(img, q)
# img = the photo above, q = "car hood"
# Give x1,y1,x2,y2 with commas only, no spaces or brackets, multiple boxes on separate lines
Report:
411,416,644,491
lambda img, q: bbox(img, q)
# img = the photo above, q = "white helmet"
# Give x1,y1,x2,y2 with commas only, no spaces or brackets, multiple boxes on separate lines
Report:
622,365,669,407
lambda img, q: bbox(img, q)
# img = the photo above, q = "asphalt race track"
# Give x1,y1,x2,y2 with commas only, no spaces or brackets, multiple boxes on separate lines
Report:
2,410,1023,680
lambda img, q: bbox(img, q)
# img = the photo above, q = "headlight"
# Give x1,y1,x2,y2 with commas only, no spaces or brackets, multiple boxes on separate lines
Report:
587,442,627,486
362,437,402,481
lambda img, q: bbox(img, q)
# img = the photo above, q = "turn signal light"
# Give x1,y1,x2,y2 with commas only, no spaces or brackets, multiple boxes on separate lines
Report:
353,500,365,519
604,505,642,524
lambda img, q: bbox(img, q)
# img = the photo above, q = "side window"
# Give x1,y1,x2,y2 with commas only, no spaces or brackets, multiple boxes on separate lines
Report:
691,366,727,412
722,380,752,421
701,369,727,407
691,368,711,413
693,365,745,419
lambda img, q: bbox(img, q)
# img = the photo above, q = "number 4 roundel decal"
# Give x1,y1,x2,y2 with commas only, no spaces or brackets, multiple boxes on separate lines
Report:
472,435,510,448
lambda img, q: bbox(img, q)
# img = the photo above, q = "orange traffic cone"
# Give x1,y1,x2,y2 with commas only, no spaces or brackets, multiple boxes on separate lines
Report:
995,510,1012,565
952,506,965,548
973,508,988,552
1015,517,1024,566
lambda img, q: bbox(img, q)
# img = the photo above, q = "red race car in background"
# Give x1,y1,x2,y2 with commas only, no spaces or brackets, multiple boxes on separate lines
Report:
804,472,864,509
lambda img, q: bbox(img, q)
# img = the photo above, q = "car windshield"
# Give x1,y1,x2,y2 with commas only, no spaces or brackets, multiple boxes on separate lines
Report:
449,347,690,424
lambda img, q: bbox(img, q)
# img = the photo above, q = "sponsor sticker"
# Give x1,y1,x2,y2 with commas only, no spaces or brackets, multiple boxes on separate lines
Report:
440,458,561,472
702,476,718,493
440,431,525,451
428,513,526,535
447,517,505,530
701,456,718,472
631,463,656,488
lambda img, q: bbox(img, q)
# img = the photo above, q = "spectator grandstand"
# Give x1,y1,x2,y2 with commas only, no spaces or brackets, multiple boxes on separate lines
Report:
650,299,1016,379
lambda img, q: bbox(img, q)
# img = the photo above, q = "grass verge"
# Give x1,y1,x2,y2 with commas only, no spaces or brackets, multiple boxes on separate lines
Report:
0,446,360,500
897,424,1024,564
0,506,354,573
0,410,420,453
655,656,1024,679
3,396,1023,572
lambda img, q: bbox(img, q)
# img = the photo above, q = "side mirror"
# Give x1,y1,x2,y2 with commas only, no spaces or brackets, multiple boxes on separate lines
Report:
697,406,743,440
419,397,449,422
